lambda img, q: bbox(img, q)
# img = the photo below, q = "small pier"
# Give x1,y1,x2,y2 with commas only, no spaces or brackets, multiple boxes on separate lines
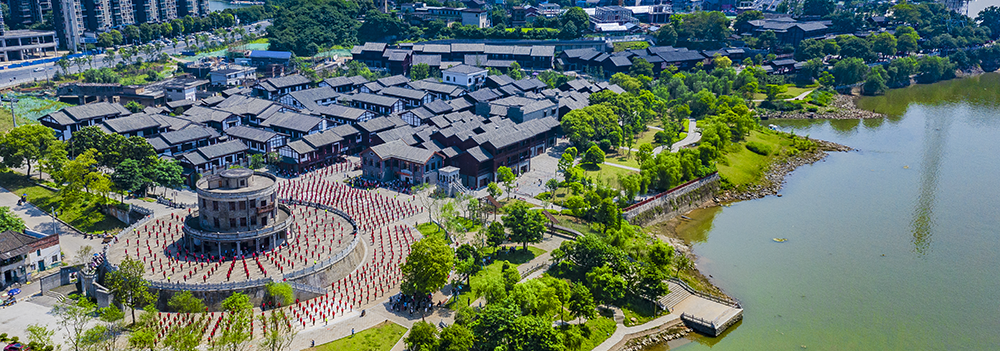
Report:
659,279,743,337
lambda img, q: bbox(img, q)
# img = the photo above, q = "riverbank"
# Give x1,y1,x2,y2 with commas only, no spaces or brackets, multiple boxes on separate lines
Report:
716,138,851,202
759,94,886,120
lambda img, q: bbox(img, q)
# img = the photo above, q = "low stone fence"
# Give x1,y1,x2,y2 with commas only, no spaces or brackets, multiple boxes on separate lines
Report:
623,173,720,227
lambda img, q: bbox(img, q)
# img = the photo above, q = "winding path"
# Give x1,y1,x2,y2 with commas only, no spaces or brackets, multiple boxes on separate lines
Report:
652,119,701,154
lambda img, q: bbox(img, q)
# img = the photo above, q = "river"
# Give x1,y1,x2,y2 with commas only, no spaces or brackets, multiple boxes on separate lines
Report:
648,73,1000,350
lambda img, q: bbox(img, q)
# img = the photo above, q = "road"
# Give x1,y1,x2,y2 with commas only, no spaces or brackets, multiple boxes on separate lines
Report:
650,119,700,154
0,20,270,89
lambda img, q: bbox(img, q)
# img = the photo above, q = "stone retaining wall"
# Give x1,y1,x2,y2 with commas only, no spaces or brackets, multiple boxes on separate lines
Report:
623,173,720,227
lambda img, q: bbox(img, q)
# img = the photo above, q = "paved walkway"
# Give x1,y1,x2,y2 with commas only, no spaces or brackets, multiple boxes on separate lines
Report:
653,119,701,154
603,162,640,172
752,89,814,102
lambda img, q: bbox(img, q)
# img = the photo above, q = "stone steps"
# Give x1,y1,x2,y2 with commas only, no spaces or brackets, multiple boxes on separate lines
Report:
659,281,693,312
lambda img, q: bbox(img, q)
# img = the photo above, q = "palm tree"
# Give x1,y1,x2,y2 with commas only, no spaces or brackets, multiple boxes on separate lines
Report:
119,48,133,66
56,57,70,75
86,55,95,69
72,57,87,74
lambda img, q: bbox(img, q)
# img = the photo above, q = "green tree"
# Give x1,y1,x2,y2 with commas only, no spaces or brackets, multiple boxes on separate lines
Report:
400,236,454,296
124,100,144,113
106,257,154,323
405,321,439,351
586,264,627,305
545,178,560,198
832,57,869,85
0,207,26,233
167,290,205,313
862,66,888,96
764,84,787,101
507,61,524,80
25,323,56,349
54,295,97,351
635,143,653,166
486,221,506,248
838,36,875,63
496,166,515,199
655,24,677,46
897,32,919,54
673,253,693,277
582,145,605,165
265,282,294,306
487,182,502,199
734,10,764,31
0,124,61,179
871,32,897,58
977,6,1000,40
501,202,546,250
438,324,475,351
410,63,431,80
568,283,596,323
629,57,653,77
216,292,253,351
801,0,834,16
112,158,150,196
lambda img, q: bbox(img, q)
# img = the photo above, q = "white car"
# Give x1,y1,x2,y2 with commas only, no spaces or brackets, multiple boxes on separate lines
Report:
33,67,44,72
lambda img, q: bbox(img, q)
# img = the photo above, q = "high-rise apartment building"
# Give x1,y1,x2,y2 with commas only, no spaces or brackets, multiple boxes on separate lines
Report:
157,0,177,21
131,0,159,23
53,0,85,51
82,0,114,31
8,0,44,27
111,0,136,26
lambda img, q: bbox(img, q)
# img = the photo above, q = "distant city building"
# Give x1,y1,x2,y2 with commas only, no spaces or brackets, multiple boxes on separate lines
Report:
56,0,208,51
400,3,491,28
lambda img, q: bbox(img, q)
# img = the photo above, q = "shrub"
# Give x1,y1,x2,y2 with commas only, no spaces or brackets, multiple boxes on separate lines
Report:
745,141,772,156
807,106,819,112
654,131,672,144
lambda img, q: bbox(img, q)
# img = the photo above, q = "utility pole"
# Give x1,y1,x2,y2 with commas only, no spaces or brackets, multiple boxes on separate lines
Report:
2,94,18,128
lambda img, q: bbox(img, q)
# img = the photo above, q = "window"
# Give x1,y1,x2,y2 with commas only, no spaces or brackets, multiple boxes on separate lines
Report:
202,199,206,207
51,255,58,263
230,218,236,228
214,217,220,227
229,202,236,210
262,216,268,226
213,201,218,210
261,200,267,207
250,199,256,208
251,216,257,225
240,218,247,226
239,201,246,210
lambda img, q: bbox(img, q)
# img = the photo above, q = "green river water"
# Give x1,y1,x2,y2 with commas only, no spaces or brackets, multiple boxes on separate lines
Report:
650,73,1000,350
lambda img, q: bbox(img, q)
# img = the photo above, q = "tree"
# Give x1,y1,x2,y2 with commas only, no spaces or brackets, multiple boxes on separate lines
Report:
557,151,575,174
0,207,26,233
582,145,605,165
258,309,297,351
501,202,546,250
734,10,764,32
410,63,431,80
838,36,875,63
216,293,253,351
862,66,888,96
673,253,692,277
496,166,515,199
0,124,61,179
713,55,732,69
54,294,97,351
167,290,205,313
486,221,506,248
124,100,144,113
801,0,834,16
106,257,153,323
635,143,653,166
871,32,897,58
112,158,150,196
629,57,653,77
25,323,56,348
897,31,919,54
655,24,677,46
561,7,590,33
405,321,439,351
568,283,596,323
265,282,294,307
977,6,1000,40
586,264,627,305
545,179,560,198
401,236,454,296
438,324,474,351
487,182,502,199
507,61,524,80
764,84,787,101
832,57,869,86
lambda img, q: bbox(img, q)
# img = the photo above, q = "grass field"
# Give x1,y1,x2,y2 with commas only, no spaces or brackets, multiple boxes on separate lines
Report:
716,129,796,190
605,149,640,169
581,163,637,189
753,84,816,100
550,214,601,236
505,27,559,33
635,129,659,146
554,317,617,350
305,321,406,351
0,171,125,233
613,41,650,52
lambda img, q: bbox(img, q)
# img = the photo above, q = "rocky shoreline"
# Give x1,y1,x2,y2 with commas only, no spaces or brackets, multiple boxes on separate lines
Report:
716,138,851,202
759,94,886,120
621,325,694,351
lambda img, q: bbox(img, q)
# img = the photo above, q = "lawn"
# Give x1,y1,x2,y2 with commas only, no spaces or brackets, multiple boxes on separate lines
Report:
554,317,617,350
635,129,659,146
580,163,637,189
621,294,667,327
550,214,601,236
753,84,816,100
0,171,126,233
716,129,796,190
505,27,559,33
0,109,40,133
604,150,640,169
305,321,406,351
416,222,447,240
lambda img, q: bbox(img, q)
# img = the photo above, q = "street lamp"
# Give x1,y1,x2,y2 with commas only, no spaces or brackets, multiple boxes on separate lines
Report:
1,94,18,128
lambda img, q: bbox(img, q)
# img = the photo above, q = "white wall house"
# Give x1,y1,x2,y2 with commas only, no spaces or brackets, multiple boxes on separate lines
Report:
442,64,488,91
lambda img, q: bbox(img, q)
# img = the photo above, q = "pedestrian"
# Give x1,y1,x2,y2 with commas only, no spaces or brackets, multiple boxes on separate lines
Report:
351,328,355,336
